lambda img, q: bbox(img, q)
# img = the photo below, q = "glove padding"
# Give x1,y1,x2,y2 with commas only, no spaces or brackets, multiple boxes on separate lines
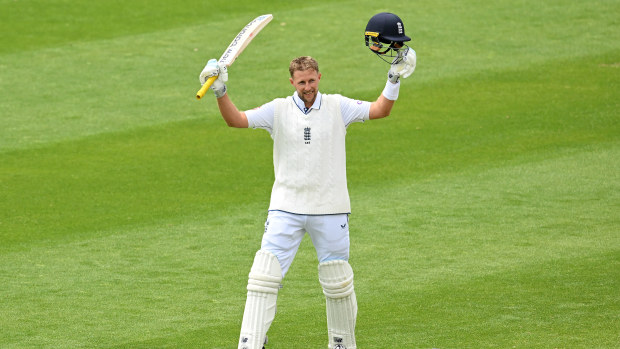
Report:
199,59,228,98
388,48,416,83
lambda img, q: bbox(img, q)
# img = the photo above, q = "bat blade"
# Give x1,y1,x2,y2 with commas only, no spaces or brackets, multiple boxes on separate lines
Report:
218,14,273,67
196,14,273,100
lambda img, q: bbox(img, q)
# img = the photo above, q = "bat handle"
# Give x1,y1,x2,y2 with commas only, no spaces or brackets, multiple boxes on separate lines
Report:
196,75,218,99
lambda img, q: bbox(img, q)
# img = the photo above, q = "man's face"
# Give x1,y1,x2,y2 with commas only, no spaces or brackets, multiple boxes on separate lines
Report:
290,69,321,107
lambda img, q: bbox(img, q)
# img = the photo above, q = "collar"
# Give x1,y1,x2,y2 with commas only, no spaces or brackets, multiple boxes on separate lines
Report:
293,91,322,114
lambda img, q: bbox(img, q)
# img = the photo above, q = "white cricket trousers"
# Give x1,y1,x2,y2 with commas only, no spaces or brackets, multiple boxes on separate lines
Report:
261,210,350,277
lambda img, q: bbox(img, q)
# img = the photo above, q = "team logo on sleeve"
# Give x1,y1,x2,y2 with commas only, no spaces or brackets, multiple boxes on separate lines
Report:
304,127,311,144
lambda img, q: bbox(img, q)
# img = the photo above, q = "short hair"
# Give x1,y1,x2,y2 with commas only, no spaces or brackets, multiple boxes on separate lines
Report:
289,56,319,77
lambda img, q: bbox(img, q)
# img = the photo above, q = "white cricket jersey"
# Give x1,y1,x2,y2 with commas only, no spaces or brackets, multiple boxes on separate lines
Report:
246,92,371,214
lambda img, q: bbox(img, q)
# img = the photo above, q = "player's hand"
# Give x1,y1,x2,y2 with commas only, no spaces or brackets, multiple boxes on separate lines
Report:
199,59,228,98
388,48,416,83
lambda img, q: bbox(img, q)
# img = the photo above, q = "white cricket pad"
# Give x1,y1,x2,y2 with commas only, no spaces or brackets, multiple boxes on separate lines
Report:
238,250,282,349
319,260,357,349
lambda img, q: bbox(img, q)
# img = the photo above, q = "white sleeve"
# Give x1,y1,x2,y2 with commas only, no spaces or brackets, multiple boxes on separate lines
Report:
339,96,371,128
245,100,276,133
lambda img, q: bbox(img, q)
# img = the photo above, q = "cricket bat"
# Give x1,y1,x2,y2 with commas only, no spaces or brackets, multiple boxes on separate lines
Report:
196,14,273,99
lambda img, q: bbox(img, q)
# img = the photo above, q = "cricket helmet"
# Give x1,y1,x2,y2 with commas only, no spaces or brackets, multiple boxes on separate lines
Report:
365,12,411,62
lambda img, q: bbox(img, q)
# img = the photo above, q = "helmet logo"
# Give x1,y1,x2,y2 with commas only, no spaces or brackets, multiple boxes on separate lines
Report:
397,22,403,34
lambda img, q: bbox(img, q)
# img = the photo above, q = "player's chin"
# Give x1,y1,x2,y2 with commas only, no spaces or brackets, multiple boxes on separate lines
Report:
302,91,316,102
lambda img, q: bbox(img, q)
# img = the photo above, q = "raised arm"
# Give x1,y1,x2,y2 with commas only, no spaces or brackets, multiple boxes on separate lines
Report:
369,83,397,119
216,94,249,128
368,47,416,120
199,59,249,128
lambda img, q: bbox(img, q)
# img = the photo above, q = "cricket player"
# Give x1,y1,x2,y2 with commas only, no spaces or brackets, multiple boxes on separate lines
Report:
199,12,416,349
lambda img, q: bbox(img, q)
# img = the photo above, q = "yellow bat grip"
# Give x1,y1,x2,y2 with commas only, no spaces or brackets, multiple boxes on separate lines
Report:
196,75,218,100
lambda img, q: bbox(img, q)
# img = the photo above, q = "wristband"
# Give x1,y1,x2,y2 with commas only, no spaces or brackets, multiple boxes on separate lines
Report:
382,79,400,100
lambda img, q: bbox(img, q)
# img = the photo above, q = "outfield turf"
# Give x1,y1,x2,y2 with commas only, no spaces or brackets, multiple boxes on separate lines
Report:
1,0,619,348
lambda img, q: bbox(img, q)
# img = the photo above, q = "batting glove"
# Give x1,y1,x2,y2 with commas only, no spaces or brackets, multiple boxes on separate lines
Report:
388,47,416,83
199,59,228,98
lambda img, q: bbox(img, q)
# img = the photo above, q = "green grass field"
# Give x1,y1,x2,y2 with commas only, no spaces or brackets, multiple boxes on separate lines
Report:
1,0,618,347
